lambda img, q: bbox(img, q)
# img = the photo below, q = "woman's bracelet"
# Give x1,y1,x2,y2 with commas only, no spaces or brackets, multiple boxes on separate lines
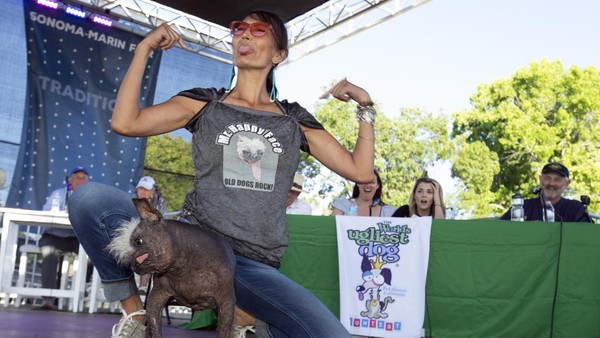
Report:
355,104,376,125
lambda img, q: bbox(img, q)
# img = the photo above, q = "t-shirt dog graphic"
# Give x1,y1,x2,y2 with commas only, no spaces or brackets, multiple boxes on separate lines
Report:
236,135,266,180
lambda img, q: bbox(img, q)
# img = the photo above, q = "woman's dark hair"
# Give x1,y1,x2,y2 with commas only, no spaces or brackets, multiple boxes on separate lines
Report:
245,10,288,96
351,169,383,205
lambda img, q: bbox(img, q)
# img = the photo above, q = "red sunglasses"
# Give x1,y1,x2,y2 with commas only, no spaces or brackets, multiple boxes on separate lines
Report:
229,21,273,37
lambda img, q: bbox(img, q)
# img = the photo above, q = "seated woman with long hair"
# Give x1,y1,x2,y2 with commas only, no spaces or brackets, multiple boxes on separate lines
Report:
392,177,445,218
331,169,396,217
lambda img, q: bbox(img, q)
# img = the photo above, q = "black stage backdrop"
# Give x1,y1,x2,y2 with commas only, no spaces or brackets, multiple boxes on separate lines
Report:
7,1,162,209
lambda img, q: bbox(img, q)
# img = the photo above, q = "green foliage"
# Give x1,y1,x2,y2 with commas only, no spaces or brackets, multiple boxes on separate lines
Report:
451,137,501,216
452,59,600,216
143,134,194,212
310,98,452,209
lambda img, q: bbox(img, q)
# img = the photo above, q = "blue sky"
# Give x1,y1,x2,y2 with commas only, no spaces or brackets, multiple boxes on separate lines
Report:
275,0,600,200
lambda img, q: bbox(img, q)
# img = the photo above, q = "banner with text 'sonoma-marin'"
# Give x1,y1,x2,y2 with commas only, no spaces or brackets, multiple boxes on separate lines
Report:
336,215,432,338
8,1,162,209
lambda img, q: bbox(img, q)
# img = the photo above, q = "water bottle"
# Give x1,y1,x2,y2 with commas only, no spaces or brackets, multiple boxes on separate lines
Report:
510,193,524,222
543,201,555,222
446,207,457,220
51,193,61,212
346,199,358,216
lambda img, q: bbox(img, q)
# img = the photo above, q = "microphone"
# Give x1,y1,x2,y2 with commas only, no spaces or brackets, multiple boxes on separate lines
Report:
581,195,594,223
531,186,543,195
581,195,591,206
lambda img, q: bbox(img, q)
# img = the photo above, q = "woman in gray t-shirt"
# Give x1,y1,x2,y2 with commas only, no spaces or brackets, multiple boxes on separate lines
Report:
69,10,377,338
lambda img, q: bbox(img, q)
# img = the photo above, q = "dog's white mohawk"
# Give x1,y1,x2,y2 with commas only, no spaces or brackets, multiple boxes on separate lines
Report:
106,217,140,266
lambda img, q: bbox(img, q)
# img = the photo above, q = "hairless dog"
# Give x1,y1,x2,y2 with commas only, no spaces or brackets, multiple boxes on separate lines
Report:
108,198,235,338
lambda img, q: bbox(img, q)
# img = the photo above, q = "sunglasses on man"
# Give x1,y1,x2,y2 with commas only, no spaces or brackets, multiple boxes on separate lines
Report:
229,21,273,37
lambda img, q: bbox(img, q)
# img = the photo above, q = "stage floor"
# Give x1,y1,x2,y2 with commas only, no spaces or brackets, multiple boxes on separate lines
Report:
0,304,217,338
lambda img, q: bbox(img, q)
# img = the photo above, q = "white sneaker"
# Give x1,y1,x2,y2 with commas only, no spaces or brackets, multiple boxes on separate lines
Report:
231,325,256,338
111,309,146,338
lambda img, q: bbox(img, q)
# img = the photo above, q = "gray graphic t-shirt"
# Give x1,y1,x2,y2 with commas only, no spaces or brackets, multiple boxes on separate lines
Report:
178,88,323,268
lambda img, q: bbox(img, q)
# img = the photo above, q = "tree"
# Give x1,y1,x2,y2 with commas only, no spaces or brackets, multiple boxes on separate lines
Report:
452,59,600,216
451,136,501,216
303,97,452,210
144,134,194,212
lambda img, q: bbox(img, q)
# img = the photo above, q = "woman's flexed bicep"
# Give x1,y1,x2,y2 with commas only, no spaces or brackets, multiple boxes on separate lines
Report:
111,23,193,136
112,95,204,137
303,127,374,184
310,78,376,183
112,96,206,136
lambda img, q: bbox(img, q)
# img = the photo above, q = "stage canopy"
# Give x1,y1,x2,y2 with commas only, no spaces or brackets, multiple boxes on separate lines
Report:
151,0,328,27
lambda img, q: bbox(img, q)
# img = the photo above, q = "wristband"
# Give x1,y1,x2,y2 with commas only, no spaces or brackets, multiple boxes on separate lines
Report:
355,104,376,125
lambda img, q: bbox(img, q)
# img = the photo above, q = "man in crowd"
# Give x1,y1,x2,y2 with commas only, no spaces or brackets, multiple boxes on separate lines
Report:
37,166,91,310
286,173,312,215
500,162,590,222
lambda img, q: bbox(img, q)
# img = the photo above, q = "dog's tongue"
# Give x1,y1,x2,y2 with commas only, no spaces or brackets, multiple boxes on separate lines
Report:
249,160,261,180
136,253,149,264
238,45,253,55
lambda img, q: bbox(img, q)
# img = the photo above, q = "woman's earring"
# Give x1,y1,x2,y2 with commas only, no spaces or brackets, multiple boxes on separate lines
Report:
269,67,278,102
226,66,236,91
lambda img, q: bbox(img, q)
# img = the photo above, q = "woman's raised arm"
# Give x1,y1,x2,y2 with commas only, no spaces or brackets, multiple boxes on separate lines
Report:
111,23,203,137
305,79,375,183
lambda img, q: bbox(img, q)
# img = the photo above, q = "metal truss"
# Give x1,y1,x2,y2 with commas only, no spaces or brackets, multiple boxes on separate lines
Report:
64,0,432,64
63,0,234,63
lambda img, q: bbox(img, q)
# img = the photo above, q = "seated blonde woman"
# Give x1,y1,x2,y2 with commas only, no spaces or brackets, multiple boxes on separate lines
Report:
392,177,445,218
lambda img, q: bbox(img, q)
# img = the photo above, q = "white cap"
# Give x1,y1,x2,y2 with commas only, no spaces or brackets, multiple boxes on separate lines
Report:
136,176,155,190
290,174,307,193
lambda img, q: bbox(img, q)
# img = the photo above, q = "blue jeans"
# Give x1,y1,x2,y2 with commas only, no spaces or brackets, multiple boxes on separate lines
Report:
68,182,138,301
235,255,350,337
69,182,350,337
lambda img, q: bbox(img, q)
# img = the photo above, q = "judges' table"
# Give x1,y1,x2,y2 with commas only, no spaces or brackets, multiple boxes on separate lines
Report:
0,207,89,312
280,216,600,338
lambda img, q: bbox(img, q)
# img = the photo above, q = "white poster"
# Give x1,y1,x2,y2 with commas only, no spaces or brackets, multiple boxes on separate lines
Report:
336,216,432,338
